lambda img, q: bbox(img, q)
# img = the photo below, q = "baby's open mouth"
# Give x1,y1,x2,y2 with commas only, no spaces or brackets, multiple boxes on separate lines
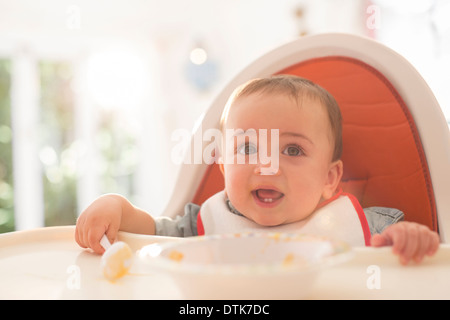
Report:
252,189,284,204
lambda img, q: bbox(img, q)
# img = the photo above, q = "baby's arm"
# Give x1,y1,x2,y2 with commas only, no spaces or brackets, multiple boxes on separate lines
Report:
75,194,155,254
370,221,440,265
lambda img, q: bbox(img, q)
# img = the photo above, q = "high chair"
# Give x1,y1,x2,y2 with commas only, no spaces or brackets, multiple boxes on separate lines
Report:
162,33,450,242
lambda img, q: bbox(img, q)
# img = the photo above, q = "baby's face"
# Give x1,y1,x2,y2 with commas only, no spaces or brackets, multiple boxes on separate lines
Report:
220,92,342,226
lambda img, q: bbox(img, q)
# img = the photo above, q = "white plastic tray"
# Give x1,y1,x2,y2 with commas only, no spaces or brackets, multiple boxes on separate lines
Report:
0,226,182,299
1,226,449,299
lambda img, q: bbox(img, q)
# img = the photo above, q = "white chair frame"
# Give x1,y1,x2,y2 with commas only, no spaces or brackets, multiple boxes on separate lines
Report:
162,33,450,242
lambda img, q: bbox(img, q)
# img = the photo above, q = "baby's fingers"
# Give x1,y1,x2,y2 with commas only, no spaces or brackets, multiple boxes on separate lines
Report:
396,223,440,265
427,232,440,256
387,223,407,256
75,217,87,249
372,222,440,265
397,224,420,265
408,225,429,264
86,227,107,254
380,223,416,265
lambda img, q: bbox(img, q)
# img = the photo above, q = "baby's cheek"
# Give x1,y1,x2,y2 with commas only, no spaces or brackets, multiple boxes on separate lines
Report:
223,165,248,198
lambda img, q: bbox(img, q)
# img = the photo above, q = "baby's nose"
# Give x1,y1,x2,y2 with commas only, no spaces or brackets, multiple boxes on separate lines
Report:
254,162,280,176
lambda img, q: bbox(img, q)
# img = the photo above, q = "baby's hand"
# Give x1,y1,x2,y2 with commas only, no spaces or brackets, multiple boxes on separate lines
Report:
75,194,123,254
370,221,440,265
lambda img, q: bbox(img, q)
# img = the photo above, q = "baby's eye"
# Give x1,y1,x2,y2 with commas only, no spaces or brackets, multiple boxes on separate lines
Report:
282,145,304,156
237,143,257,155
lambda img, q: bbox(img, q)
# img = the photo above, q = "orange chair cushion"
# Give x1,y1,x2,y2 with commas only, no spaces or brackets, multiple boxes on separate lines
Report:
192,56,437,232
192,163,224,206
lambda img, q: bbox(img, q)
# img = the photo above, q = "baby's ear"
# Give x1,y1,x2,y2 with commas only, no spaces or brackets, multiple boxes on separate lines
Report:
322,160,343,199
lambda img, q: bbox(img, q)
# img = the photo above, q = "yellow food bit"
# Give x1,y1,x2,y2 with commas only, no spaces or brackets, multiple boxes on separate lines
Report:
102,243,133,281
269,233,281,241
168,250,184,262
283,253,294,266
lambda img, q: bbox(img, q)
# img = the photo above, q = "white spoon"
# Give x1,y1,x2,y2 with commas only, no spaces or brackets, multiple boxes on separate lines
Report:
100,235,133,281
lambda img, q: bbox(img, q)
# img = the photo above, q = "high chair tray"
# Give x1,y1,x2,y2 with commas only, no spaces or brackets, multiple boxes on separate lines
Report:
0,226,449,299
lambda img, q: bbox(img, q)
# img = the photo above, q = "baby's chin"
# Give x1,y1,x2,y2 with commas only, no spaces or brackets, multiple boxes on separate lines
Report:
244,212,288,227
245,208,314,227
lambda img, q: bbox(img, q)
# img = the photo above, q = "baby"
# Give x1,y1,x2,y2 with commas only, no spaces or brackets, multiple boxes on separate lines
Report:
75,75,439,265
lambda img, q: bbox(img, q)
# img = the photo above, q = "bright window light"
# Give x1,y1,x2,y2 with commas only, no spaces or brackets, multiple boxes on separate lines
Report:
86,49,146,110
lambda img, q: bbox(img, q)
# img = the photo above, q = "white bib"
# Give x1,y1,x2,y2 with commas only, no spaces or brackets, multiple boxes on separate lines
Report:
197,191,371,246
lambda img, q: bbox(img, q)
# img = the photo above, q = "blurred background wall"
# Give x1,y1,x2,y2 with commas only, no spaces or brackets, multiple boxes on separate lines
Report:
0,0,448,232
